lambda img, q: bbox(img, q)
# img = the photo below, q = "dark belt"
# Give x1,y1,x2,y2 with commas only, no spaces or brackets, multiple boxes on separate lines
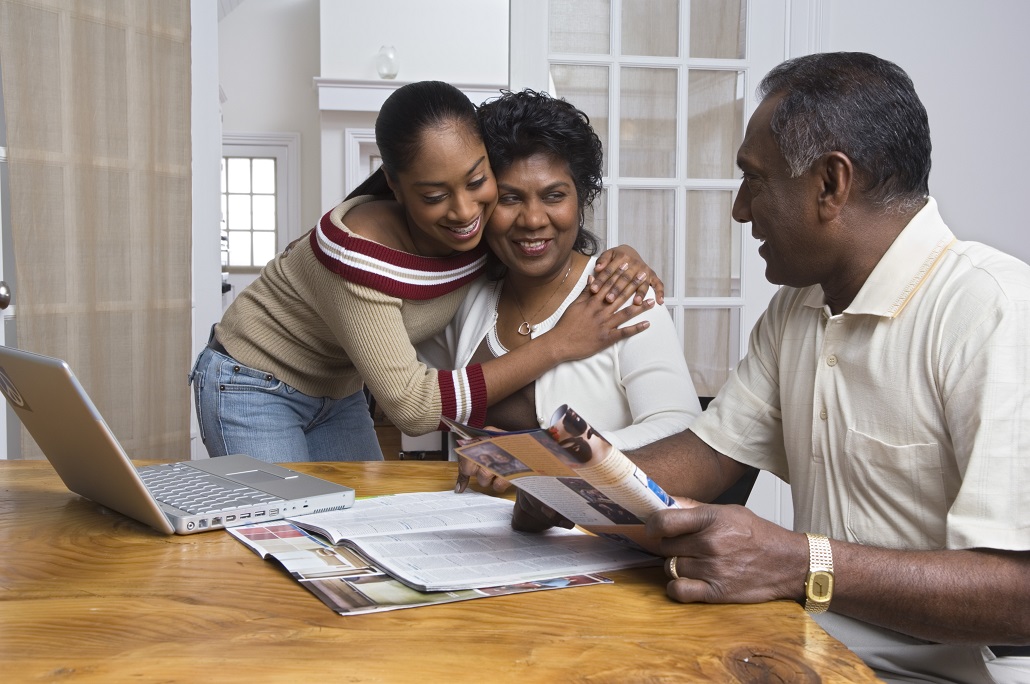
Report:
208,336,230,357
989,645,1030,657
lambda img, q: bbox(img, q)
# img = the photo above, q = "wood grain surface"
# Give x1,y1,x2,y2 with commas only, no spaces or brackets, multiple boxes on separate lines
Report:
0,460,879,683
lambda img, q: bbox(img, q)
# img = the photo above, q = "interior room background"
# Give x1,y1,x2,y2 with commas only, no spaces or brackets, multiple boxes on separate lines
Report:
1,0,1027,530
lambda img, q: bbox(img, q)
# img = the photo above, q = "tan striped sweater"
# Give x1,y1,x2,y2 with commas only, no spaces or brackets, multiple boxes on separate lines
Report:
215,195,489,435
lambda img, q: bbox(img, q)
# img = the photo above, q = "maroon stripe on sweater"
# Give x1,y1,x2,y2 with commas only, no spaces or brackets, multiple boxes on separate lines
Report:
310,216,489,300
464,364,487,429
437,368,457,430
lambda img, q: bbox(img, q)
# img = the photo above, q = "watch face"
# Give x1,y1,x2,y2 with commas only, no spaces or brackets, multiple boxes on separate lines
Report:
807,570,834,602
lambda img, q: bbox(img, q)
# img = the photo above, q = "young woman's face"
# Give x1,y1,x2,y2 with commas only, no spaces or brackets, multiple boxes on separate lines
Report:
387,121,497,256
486,152,581,281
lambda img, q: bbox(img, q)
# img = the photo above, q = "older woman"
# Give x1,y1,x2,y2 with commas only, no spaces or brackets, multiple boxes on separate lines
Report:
420,90,702,488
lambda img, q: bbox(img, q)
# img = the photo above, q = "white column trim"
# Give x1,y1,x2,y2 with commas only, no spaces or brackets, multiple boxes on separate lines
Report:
787,0,832,57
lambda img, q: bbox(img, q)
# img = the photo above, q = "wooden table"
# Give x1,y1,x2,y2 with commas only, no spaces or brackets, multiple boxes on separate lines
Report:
0,460,879,683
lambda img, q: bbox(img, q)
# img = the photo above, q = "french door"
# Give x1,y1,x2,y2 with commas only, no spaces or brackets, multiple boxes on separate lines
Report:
510,0,790,524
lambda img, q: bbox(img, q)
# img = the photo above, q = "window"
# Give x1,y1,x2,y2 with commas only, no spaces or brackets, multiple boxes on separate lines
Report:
512,0,783,398
221,133,300,273
222,156,277,270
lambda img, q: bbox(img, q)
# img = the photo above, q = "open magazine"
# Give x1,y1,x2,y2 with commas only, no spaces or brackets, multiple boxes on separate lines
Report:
446,404,677,550
228,517,614,616
274,490,656,592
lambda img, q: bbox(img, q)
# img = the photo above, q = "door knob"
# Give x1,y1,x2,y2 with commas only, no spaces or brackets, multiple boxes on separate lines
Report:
0,281,10,310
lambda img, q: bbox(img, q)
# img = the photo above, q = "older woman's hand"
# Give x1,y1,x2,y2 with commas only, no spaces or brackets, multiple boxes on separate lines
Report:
454,454,512,494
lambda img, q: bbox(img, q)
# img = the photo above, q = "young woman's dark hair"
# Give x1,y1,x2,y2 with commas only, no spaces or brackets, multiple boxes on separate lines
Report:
347,81,482,199
477,89,603,256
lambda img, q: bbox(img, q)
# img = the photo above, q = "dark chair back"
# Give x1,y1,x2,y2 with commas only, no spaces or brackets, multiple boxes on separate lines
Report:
696,396,760,506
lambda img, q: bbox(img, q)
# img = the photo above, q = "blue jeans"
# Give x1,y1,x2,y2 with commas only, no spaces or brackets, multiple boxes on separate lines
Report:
188,346,384,463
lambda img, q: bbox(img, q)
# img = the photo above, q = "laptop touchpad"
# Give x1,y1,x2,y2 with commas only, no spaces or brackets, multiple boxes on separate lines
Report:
230,470,292,485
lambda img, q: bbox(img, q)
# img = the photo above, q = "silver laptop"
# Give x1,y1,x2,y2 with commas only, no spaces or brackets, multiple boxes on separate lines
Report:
0,345,355,535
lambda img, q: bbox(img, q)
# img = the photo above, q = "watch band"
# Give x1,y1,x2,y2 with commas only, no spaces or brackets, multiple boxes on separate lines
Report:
804,532,834,614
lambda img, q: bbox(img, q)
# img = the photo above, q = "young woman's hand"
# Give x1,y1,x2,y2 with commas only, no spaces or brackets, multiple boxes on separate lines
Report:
592,244,665,304
546,282,655,362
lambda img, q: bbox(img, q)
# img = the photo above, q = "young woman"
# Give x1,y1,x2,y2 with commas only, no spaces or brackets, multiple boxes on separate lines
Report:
190,81,660,463
421,89,702,491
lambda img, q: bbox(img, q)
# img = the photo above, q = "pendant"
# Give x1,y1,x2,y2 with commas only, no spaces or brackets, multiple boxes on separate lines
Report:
517,321,533,336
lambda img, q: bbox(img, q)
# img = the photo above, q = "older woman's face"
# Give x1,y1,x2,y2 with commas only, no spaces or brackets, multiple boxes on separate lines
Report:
486,152,580,281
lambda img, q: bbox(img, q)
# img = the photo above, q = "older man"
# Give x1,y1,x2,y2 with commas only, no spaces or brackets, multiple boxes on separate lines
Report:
624,52,1030,684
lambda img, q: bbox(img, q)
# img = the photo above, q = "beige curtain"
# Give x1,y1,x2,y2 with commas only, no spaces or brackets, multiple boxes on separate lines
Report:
0,0,192,460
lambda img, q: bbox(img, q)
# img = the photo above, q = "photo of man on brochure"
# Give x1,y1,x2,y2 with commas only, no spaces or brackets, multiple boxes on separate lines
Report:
457,440,533,477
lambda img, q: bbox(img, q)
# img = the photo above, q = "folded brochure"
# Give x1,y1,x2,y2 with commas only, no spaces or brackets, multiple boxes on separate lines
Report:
446,404,678,551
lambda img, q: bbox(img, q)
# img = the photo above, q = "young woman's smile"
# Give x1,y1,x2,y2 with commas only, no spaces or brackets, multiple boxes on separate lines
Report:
388,122,497,256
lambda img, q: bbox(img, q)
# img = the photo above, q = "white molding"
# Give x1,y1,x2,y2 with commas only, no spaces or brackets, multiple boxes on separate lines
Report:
313,78,505,112
787,0,831,57
222,132,302,246
344,128,378,197
508,1,549,91
191,0,223,460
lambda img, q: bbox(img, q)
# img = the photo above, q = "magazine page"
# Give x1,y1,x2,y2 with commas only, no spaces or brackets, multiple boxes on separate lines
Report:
288,490,515,545
453,405,677,549
285,491,656,592
228,521,613,615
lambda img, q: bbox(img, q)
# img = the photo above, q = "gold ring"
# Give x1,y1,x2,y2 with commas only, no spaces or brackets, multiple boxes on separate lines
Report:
667,556,680,580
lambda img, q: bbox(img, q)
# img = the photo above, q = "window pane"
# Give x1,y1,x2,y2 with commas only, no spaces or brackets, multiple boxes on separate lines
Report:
227,194,251,231
226,157,251,193
683,308,740,397
252,195,276,232
550,0,610,54
689,0,746,59
227,231,251,267
550,64,610,177
620,67,677,178
685,190,740,297
253,231,276,266
252,158,276,194
687,70,744,179
622,0,678,57
618,189,674,286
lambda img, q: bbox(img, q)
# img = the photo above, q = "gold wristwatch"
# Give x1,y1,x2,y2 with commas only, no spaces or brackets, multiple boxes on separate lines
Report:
804,532,834,614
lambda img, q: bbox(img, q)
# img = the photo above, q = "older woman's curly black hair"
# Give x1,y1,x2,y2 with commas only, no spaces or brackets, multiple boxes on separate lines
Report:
477,89,603,255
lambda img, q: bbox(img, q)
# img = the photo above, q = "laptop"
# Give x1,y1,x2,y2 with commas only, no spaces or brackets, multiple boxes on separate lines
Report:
0,345,355,535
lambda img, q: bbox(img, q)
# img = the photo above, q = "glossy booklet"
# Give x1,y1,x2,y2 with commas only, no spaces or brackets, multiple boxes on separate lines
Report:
445,404,678,551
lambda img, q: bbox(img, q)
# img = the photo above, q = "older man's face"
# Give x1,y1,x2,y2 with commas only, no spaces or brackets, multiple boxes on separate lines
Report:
732,96,830,288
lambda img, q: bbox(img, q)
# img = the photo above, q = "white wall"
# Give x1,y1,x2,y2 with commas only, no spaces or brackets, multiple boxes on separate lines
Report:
219,0,323,232
319,0,508,83
818,0,1030,264
192,0,224,458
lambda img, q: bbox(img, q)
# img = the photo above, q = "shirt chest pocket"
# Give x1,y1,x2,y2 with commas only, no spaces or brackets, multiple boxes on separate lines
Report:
843,429,946,549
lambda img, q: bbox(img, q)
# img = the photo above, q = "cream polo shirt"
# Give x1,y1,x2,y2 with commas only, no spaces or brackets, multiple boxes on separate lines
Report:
693,198,1030,552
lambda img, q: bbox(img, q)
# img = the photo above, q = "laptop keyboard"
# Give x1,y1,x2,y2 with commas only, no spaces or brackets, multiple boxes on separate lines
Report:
138,462,282,515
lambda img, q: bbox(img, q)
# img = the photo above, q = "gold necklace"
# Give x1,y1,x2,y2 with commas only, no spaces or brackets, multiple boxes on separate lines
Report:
510,264,573,336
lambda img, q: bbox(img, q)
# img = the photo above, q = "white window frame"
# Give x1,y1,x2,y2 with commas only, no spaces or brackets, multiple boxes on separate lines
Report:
509,0,795,527
222,132,301,257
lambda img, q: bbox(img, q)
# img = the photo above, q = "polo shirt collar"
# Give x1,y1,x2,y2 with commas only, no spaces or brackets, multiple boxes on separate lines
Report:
803,197,956,318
